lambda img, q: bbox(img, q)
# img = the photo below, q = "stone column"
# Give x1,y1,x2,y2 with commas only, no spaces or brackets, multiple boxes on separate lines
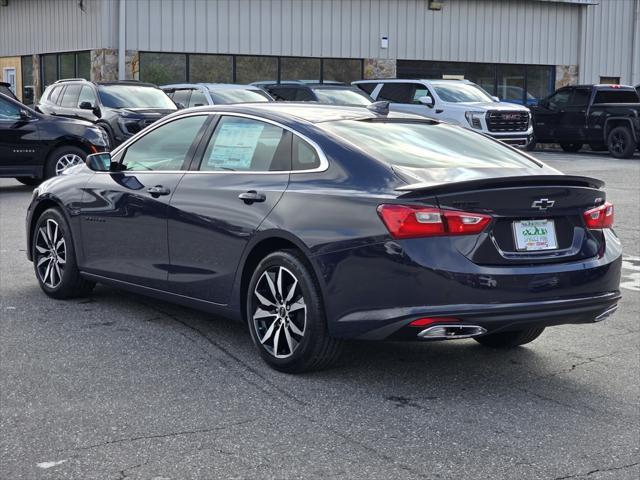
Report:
32,54,41,103
364,59,397,79
90,49,119,82
555,65,578,89
125,50,140,80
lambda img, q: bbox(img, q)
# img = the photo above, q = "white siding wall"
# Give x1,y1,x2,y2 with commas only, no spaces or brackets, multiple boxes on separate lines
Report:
0,0,116,56
579,0,640,85
121,0,581,65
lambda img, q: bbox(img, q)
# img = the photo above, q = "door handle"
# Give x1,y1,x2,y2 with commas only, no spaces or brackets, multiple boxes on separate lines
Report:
147,185,171,197
238,190,266,204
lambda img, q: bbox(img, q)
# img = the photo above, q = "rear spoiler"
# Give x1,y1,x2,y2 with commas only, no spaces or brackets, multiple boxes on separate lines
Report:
396,175,604,196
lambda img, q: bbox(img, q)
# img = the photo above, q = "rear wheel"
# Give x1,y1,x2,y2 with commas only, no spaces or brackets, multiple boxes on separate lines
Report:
44,146,87,179
607,126,635,159
474,327,545,349
246,250,342,373
560,143,582,153
32,208,95,299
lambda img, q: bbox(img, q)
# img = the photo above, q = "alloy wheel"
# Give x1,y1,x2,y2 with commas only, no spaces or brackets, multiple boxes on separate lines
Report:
252,266,307,359
35,219,66,289
610,132,626,155
54,153,83,176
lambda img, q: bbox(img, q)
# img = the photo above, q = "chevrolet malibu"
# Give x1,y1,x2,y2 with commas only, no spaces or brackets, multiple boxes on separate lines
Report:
26,103,622,372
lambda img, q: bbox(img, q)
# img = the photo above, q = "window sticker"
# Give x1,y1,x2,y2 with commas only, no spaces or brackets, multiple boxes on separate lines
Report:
207,122,265,170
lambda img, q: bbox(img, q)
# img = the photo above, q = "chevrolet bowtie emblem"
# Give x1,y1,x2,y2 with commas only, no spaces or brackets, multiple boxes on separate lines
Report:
531,198,555,210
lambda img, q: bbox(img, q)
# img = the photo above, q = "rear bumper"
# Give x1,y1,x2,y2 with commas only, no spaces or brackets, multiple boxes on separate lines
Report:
341,291,621,340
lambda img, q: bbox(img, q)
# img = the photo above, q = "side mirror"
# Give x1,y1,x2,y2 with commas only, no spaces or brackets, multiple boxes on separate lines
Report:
175,102,186,109
86,152,114,172
19,109,31,120
79,101,94,110
491,96,500,102
539,99,549,109
418,96,434,108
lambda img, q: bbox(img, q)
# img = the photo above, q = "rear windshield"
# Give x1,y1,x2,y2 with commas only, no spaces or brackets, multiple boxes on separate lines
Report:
322,120,538,169
98,85,177,109
311,88,372,106
209,88,271,104
593,90,640,104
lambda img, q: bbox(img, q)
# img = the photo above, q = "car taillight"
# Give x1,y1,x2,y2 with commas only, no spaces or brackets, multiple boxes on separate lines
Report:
583,202,614,229
377,204,492,239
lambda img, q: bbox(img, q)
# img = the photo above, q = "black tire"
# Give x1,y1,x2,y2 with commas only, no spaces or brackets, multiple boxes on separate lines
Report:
32,208,95,299
246,250,343,373
97,123,114,150
560,143,582,153
607,126,635,159
44,145,87,179
525,136,537,151
16,177,42,186
474,327,545,349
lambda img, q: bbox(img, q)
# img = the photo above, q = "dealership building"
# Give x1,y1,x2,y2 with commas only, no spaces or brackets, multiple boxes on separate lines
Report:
0,0,638,106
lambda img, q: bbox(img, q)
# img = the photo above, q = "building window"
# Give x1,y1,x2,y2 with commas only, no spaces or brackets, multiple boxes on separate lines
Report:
189,54,232,83
281,57,321,82
138,52,364,86
397,60,555,106
139,52,187,85
235,56,278,84
599,76,620,85
40,51,91,92
21,56,34,105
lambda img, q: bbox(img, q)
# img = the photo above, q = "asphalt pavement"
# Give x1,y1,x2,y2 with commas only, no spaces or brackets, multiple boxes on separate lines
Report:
1,150,638,479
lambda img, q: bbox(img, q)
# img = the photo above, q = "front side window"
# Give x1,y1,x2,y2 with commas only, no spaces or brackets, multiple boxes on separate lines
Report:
412,87,432,104
311,88,372,106
322,120,539,170
77,86,97,107
378,83,415,103
189,89,208,107
98,85,177,110
548,90,571,109
60,84,82,107
0,97,21,120
171,89,192,108
121,115,208,171
209,89,271,104
200,116,291,172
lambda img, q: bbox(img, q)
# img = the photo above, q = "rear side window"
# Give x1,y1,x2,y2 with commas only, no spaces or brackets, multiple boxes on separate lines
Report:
48,85,64,104
593,90,640,104
200,116,291,172
60,84,82,107
292,136,321,171
268,86,314,101
323,120,538,170
377,83,415,103
355,83,378,95
569,88,591,107
171,89,192,107
189,89,208,107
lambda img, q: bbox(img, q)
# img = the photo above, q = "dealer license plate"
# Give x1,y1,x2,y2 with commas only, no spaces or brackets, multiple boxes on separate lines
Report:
512,219,558,251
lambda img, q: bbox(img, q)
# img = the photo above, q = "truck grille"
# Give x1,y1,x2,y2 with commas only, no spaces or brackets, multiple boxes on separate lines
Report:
486,111,530,133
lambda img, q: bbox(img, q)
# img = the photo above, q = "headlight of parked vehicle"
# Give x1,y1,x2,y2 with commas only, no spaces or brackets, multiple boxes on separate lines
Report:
118,117,143,135
465,111,484,129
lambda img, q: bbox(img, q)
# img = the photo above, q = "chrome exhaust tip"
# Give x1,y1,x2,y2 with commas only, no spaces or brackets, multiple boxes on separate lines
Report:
594,304,618,322
417,324,487,340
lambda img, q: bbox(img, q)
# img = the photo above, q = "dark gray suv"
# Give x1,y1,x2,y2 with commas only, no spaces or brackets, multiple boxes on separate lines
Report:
37,79,177,148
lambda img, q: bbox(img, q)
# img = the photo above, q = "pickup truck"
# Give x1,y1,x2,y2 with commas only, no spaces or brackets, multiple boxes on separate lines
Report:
529,84,640,158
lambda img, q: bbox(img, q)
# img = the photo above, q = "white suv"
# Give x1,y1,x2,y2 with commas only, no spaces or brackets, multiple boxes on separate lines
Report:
353,79,533,147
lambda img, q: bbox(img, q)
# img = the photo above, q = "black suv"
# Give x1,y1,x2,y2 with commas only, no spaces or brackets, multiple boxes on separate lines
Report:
253,81,372,106
0,92,107,185
37,79,177,148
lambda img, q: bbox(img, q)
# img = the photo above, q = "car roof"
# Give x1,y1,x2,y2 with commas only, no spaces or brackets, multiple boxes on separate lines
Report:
353,79,473,84
167,102,425,124
161,83,264,91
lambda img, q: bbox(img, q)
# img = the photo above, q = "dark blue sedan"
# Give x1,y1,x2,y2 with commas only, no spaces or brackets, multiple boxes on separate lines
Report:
26,103,622,372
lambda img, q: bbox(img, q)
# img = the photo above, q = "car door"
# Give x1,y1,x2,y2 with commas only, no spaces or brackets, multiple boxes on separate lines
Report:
377,82,437,117
558,87,591,142
75,85,100,122
77,114,211,289
167,114,292,304
0,96,42,177
530,88,572,141
56,84,83,119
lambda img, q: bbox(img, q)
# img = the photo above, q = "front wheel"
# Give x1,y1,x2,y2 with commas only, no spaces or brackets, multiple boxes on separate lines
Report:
44,146,87,179
560,143,582,153
246,250,342,373
607,126,636,159
474,327,545,349
32,208,95,299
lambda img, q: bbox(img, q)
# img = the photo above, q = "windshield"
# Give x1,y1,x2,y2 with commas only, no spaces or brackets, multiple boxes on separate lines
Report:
432,83,494,103
311,88,372,106
322,120,537,169
209,89,271,104
98,85,177,109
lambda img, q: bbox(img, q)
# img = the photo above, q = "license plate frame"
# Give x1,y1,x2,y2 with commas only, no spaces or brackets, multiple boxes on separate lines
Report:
512,219,558,252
